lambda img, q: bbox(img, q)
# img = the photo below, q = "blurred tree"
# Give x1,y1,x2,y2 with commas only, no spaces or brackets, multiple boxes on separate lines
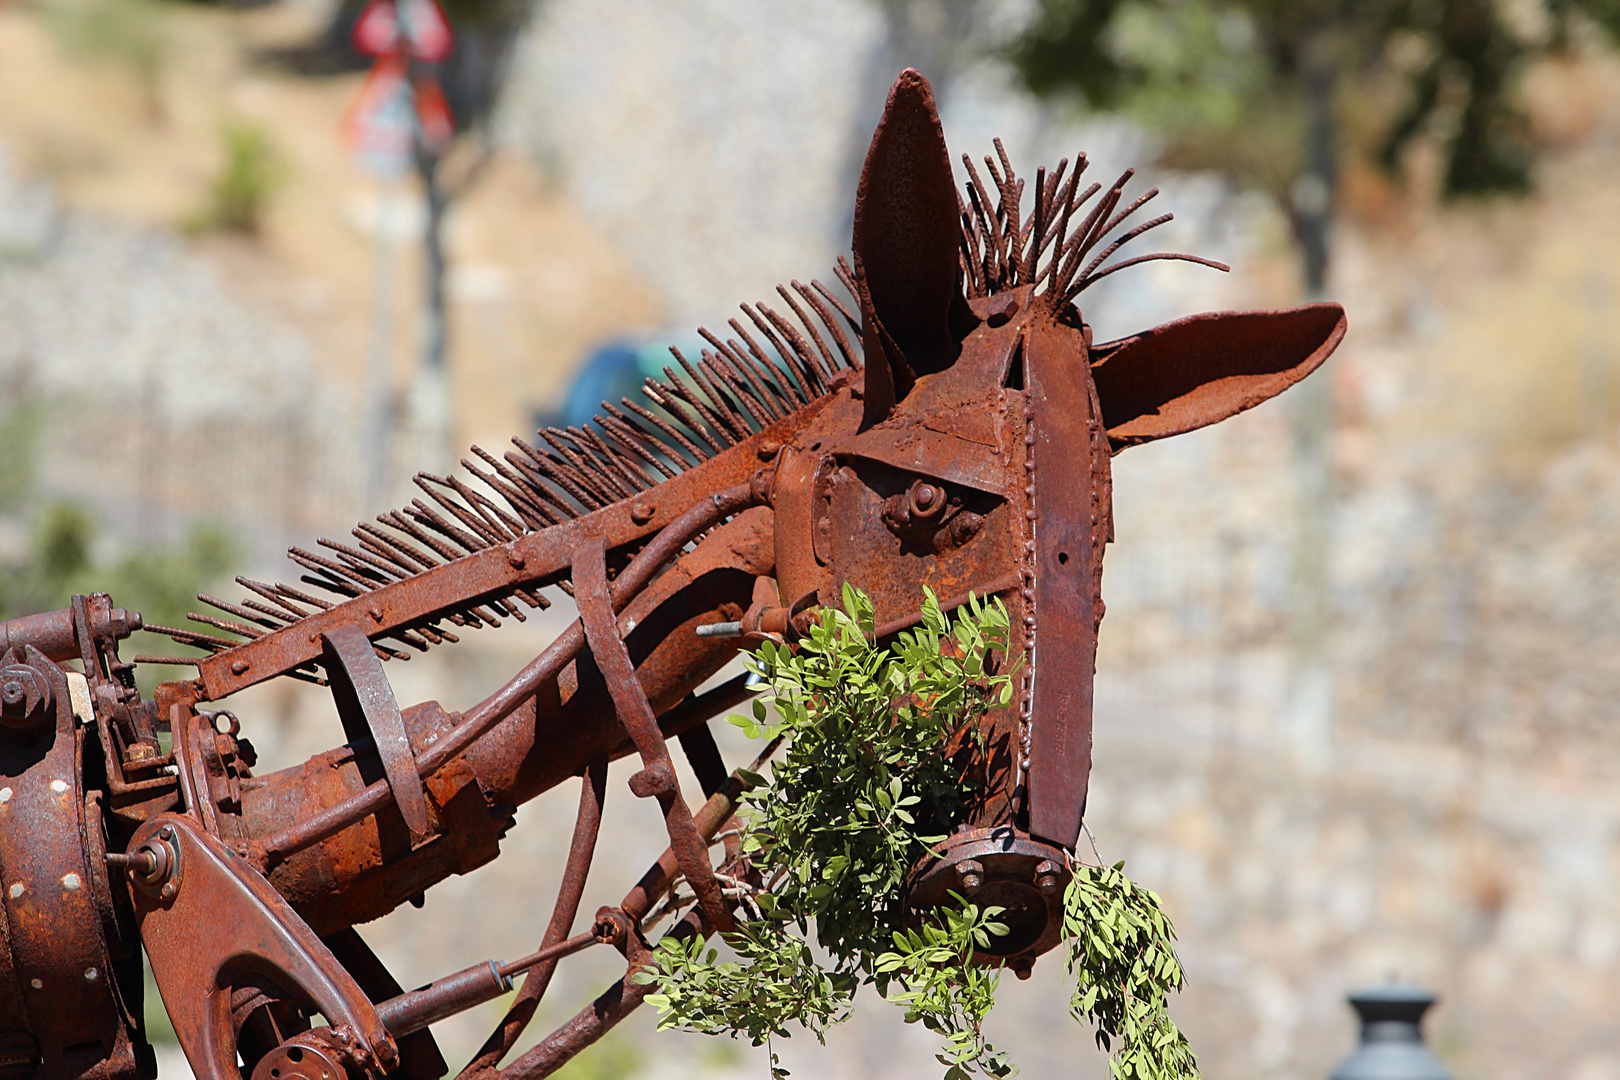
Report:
0,404,237,667
1009,0,1620,293
187,120,287,237
1007,0,1620,756
0,501,235,633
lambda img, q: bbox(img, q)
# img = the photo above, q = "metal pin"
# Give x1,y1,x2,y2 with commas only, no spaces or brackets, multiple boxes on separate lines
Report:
695,622,743,638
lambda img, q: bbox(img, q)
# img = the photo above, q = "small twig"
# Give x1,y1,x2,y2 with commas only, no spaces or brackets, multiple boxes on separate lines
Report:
1082,823,1105,866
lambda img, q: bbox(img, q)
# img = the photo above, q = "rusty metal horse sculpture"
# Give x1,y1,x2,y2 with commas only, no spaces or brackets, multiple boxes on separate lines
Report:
0,70,1344,1080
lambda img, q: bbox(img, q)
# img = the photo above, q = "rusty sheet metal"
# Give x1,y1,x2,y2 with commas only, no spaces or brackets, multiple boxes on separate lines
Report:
1022,318,1107,850
1091,303,1347,448
321,623,431,837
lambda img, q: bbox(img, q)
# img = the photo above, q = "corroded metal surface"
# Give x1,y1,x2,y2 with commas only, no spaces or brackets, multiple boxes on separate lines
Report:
0,68,1344,1080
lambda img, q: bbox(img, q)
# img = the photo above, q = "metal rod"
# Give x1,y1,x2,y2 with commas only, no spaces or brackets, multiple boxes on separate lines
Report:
256,482,763,865
496,929,599,981
376,932,600,1039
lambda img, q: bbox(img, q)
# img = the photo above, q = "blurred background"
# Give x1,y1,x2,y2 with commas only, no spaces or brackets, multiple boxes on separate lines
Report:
3,0,1620,1077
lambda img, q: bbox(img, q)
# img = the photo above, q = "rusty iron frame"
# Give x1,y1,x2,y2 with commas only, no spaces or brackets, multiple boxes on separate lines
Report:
0,68,1346,1080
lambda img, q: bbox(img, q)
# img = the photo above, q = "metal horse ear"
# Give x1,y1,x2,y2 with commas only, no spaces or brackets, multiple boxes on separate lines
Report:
852,69,970,428
1092,304,1346,448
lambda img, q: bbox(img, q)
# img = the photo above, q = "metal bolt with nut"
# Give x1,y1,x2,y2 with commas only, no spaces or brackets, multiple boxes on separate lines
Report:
954,858,985,893
110,830,180,901
0,665,52,730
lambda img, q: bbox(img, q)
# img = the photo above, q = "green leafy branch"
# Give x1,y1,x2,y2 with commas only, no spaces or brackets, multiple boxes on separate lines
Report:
876,898,1016,1079
638,585,1197,1080
1066,863,1198,1080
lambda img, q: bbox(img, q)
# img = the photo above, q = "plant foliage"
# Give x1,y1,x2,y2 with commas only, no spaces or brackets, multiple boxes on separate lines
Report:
638,586,1199,1080
1009,0,1620,201
1066,863,1198,1080
193,121,286,237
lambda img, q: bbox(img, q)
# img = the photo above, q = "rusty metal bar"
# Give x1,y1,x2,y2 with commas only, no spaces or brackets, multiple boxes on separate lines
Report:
255,482,764,865
321,623,432,836
465,759,609,1074
574,534,733,934
496,910,704,1080
481,742,780,1080
193,459,779,700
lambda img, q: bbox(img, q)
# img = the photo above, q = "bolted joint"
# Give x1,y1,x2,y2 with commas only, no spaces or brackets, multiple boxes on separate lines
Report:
907,480,945,521
121,833,180,901
1034,860,1062,895
747,467,776,507
954,859,985,893
0,664,52,731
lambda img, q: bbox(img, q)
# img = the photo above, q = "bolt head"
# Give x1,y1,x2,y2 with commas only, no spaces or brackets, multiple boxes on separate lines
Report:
0,666,49,729
955,858,985,893
908,482,944,519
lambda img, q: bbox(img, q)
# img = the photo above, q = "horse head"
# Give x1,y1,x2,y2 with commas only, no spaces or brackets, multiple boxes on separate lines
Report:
763,69,1345,964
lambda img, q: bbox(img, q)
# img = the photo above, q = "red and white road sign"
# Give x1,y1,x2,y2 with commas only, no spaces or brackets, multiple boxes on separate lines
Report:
352,0,454,63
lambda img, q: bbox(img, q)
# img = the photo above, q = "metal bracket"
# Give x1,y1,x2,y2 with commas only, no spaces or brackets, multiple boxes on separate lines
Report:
128,813,398,1080
321,623,432,838
571,535,733,935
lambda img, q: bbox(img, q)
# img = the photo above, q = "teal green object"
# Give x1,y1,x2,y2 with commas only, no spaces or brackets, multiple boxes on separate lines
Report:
548,337,709,431
1330,985,1451,1080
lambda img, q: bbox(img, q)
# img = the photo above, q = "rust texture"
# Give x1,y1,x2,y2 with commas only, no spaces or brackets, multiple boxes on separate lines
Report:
0,68,1344,1080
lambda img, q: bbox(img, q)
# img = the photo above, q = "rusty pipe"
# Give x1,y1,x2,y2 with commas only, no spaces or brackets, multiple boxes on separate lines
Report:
254,482,763,866
375,960,512,1039
239,508,777,935
0,607,141,663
